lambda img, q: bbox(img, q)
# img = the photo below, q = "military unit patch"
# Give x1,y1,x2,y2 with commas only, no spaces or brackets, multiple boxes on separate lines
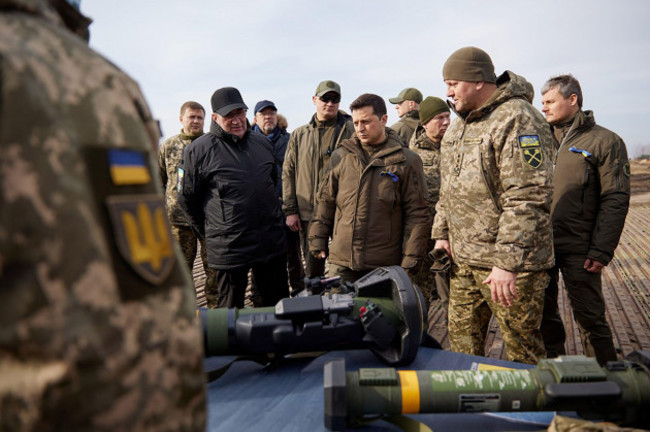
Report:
518,135,544,169
106,194,175,284
623,162,631,178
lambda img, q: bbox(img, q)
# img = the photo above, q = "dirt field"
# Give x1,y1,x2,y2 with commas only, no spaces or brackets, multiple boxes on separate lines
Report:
631,159,650,195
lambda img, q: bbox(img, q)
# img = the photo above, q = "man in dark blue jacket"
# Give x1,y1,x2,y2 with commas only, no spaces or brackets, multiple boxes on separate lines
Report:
180,87,287,308
252,100,305,295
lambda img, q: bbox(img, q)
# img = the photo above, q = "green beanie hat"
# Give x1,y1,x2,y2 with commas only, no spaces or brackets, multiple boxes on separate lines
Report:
442,46,496,83
419,97,450,125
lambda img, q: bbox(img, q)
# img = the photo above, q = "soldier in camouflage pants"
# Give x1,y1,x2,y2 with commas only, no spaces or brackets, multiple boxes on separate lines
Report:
433,47,555,364
408,96,452,317
159,101,217,302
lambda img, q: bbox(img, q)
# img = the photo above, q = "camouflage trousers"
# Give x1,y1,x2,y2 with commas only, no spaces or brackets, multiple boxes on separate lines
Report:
170,225,216,293
448,263,547,364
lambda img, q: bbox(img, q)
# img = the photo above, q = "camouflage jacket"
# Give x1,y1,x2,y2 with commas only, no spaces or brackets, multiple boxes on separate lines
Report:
551,110,630,264
282,110,354,220
158,131,201,226
308,129,430,270
409,125,442,222
390,110,419,145
432,71,554,272
0,1,206,430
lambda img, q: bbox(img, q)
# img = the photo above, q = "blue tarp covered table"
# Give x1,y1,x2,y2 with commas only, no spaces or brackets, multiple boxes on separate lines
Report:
205,347,556,431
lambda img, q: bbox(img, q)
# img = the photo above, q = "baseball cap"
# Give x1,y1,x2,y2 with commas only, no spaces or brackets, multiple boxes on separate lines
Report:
389,88,423,104
211,87,248,116
315,80,341,97
254,100,277,114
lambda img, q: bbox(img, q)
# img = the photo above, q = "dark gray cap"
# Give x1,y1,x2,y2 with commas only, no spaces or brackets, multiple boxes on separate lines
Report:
211,87,248,116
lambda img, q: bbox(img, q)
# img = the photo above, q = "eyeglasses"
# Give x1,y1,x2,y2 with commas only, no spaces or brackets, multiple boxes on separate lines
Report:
319,94,340,104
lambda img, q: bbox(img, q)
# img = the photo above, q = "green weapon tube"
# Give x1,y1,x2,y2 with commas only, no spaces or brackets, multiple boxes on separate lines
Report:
200,266,430,366
324,352,650,430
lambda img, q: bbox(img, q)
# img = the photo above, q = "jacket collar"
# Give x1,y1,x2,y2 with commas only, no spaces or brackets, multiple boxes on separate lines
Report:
557,110,595,147
453,70,534,123
213,122,250,144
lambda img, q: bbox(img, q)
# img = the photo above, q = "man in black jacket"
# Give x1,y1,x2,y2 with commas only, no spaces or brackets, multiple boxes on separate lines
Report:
540,75,630,364
180,87,287,308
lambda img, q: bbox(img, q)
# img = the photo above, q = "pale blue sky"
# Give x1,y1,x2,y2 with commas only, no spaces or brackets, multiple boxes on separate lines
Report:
82,0,650,155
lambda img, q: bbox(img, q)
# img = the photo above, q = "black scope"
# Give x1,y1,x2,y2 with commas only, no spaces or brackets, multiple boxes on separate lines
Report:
199,266,429,366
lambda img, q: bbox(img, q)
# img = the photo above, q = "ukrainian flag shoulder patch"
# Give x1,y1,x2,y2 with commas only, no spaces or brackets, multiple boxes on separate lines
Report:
108,149,152,185
518,135,544,169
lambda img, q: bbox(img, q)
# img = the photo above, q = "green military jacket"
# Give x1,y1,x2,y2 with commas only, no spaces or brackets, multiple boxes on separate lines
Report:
409,126,442,221
390,110,420,145
432,71,555,272
551,110,630,264
282,110,354,221
0,0,206,429
309,129,430,270
159,132,201,226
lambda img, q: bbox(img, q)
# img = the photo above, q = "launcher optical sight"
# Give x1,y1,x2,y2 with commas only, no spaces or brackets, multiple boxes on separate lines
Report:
199,266,428,366
324,352,650,430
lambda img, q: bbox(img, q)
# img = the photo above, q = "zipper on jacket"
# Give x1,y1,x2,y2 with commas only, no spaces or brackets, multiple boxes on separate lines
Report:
479,149,501,212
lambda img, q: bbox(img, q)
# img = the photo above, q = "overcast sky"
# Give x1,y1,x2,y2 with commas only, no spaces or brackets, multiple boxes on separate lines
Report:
82,0,650,156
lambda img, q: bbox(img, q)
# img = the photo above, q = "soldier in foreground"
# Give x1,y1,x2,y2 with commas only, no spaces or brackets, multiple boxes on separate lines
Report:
159,101,216,293
408,96,452,318
0,0,206,429
432,47,555,364
540,74,630,364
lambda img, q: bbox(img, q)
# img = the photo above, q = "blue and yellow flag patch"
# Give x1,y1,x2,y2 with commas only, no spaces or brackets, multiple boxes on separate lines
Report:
108,149,151,185
518,135,544,169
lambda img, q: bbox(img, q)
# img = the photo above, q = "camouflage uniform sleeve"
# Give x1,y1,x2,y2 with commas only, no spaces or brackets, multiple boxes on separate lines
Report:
308,152,340,253
589,134,630,264
400,152,431,269
282,130,299,215
492,107,554,272
178,143,205,238
431,138,450,240
431,199,449,240
158,139,168,192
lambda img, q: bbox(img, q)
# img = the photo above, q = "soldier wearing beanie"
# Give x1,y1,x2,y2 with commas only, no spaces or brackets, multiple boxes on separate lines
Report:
431,46,555,364
408,97,452,325
389,87,423,145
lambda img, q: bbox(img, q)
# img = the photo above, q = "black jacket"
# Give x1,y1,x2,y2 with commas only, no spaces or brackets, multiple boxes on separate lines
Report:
551,110,630,264
179,125,286,268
